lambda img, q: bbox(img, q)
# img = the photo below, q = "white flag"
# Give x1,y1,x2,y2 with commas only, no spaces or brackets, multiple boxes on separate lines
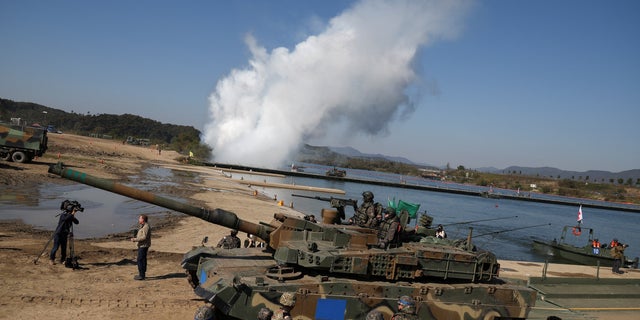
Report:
577,205,583,223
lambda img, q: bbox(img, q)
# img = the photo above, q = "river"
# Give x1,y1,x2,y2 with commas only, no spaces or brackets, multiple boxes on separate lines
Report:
1,163,638,263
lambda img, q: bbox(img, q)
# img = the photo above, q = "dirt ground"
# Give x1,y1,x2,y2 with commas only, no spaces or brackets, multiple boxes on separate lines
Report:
0,133,301,320
2,134,638,320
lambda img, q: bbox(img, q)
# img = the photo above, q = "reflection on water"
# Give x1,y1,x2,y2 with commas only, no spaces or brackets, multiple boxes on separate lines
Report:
242,167,640,263
0,166,176,239
1,164,638,263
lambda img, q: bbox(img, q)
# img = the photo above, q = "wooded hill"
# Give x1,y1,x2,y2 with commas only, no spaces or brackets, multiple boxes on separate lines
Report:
0,98,211,157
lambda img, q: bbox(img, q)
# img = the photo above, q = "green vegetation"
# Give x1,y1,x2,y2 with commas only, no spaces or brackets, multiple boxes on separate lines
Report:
3,97,638,204
0,98,211,158
446,168,640,205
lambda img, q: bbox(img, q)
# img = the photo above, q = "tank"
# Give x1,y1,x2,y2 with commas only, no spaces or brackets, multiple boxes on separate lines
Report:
48,162,536,319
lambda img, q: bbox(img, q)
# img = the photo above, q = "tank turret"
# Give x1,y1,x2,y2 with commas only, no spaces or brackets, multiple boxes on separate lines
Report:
48,162,536,319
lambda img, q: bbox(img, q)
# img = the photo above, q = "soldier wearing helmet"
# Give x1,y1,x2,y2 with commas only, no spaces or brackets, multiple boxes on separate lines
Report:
366,310,384,320
193,305,215,320
273,292,296,320
392,295,418,320
377,207,400,249
349,191,383,228
217,229,241,249
257,307,273,320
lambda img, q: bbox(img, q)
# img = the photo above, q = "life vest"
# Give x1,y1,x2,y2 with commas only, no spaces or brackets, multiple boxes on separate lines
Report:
592,240,600,248
610,240,619,248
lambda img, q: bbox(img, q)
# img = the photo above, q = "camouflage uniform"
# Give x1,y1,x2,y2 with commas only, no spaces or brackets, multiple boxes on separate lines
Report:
377,208,400,248
352,191,383,228
193,305,215,320
366,310,384,320
217,230,241,249
611,243,625,274
273,292,296,320
257,307,273,320
391,295,418,320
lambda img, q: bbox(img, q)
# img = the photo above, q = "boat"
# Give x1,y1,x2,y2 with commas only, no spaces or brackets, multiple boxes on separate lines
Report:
480,191,501,199
290,163,304,172
532,225,639,268
325,167,346,177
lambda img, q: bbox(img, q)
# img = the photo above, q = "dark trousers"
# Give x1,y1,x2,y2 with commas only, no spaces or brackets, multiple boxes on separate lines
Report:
49,233,68,262
612,258,621,273
137,246,149,278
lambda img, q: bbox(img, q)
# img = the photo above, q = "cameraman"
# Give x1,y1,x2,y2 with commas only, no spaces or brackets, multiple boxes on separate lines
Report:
49,204,80,265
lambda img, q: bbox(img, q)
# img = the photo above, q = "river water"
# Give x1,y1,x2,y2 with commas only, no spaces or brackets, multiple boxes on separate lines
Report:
1,164,638,262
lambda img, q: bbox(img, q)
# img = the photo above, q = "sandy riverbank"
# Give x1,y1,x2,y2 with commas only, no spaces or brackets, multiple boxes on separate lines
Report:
1,133,638,320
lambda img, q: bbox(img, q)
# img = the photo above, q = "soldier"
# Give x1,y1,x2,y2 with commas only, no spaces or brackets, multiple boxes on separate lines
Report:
257,307,273,320
193,305,214,320
349,191,383,228
391,295,418,320
244,233,256,248
273,292,296,320
366,310,384,320
611,242,627,274
435,224,447,239
377,207,400,249
217,229,241,249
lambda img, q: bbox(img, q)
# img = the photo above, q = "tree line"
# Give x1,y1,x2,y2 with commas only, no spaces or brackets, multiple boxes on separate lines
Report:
0,98,211,158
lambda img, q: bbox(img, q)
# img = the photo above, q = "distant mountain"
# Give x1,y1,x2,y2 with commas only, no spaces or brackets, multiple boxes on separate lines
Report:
325,146,639,182
328,146,416,165
487,166,640,182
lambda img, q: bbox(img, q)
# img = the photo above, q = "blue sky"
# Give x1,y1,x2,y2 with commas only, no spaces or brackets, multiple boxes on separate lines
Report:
1,0,638,172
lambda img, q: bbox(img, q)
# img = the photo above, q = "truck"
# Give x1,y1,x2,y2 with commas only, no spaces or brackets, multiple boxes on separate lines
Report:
0,123,48,163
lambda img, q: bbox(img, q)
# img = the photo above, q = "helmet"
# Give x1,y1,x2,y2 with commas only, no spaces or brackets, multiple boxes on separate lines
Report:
362,191,374,201
366,310,384,320
279,292,296,307
231,229,238,236
193,305,215,320
257,307,273,320
398,295,415,307
398,295,416,314
384,207,396,217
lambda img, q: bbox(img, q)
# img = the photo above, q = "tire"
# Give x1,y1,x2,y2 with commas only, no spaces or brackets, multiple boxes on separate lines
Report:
1,152,11,162
11,151,28,163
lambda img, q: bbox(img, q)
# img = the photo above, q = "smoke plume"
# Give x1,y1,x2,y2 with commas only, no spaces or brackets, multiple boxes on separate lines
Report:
204,0,470,168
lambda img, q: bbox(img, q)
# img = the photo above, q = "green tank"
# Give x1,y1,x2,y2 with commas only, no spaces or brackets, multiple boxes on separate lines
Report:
48,162,536,319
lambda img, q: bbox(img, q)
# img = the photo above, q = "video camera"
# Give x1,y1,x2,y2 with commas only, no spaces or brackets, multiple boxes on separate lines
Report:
60,199,84,213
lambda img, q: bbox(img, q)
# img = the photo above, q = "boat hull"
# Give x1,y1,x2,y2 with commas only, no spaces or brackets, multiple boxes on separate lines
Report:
532,240,637,268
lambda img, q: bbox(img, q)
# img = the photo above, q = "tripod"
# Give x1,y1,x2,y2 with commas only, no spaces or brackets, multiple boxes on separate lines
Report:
33,216,65,265
64,224,79,269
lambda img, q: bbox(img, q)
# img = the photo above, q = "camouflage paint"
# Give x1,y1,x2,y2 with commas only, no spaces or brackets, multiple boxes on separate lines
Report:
48,162,536,319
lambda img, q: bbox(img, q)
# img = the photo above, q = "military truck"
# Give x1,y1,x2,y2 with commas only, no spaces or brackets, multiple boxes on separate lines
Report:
0,123,48,163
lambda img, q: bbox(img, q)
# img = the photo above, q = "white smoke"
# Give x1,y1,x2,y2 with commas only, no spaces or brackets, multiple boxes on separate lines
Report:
204,0,471,167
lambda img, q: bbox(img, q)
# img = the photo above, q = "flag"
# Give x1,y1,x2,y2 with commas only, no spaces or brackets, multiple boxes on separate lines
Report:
577,205,583,224
397,200,420,219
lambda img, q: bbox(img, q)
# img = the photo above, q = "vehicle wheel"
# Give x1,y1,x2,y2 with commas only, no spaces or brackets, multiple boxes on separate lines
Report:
11,151,28,163
1,152,11,161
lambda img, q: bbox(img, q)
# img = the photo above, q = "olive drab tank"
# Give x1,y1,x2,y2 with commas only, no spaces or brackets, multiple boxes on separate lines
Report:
48,162,536,319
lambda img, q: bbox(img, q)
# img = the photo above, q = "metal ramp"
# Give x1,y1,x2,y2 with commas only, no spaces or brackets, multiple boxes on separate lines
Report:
526,277,640,319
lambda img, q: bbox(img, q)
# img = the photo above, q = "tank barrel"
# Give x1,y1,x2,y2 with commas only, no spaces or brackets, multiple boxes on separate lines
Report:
47,162,272,241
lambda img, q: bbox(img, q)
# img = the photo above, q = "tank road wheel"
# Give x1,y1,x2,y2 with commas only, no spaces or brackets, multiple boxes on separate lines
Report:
186,269,199,288
1,152,11,162
11,151,29,163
